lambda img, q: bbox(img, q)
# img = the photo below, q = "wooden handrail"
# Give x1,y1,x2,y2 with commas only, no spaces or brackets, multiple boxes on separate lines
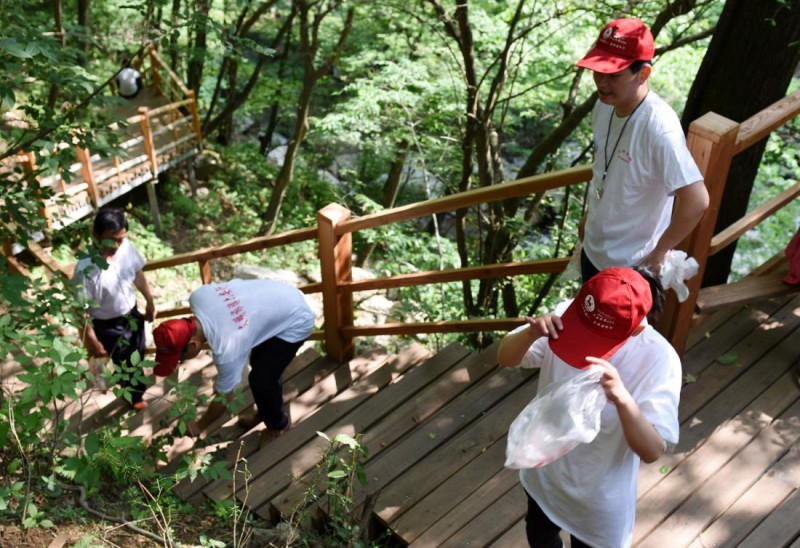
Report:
734,89,800,155
145,98,194,119
148,45,191,97
709,181,800,256
342,258,570,293
336,165,592,236
144,226,317,270
342,318,526,337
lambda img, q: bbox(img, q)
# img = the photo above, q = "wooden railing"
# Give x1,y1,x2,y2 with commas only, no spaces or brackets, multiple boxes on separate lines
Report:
19,86,799,362
145,166,592,360
660,89,800,353
22,44,202,232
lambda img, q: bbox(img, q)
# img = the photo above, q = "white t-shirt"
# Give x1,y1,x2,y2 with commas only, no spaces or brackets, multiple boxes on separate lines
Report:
116,67,142,98
584,91,703,270
190,279,316,394
512,306,681,547
73,239,145,320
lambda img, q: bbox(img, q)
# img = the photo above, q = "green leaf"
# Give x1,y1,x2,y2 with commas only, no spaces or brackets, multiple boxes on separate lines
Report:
0,86,14,110
659,465,670,474
715,353,738,365
427,432,437,440
683,373,697,384
328,470,346,479
84,433,100,457
317,431,331,443
0,38,37,59
332,433,358,448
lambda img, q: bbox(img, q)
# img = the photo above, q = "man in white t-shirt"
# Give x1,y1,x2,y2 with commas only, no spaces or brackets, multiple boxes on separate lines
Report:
73,209,156,411
498,268,681,547
152,279,315,446
576,18,709,282
115,66,143,99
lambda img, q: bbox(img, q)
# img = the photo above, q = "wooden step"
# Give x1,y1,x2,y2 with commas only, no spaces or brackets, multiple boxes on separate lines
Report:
695,259,796,315
175,346,393,502
255,342,474,520
386,370,537,545
269,342,520,522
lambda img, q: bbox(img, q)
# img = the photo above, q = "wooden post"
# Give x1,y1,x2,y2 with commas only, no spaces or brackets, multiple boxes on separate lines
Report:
187,158,198,197
75,145,99,209
659,112,740,353
187,90,203,144
139,107,163,237
148,45,163,97
17,152,52,229
318,203,354,362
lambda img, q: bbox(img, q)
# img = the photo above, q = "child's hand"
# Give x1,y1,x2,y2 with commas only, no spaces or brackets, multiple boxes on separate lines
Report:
587,356,632,406
525,314,563,340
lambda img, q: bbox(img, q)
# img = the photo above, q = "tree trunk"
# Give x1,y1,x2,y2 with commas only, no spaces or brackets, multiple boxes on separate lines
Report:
76,0,90,66
169,0,181,71
49,0,65,108
260,2,354,235
187,0,210,94
681,0,800,286
356,142,408,267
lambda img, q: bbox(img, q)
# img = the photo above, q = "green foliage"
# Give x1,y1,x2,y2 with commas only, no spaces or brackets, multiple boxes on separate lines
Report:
287,431,374,547
730,118,800,281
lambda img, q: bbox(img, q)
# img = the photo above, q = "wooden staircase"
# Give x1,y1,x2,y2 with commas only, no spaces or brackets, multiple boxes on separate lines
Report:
59,338,541,544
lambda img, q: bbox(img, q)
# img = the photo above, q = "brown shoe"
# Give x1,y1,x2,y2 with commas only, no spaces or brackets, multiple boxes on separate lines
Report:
237,412,262,430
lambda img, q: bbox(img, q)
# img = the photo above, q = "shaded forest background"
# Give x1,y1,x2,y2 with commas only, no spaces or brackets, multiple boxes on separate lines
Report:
0,0,798,545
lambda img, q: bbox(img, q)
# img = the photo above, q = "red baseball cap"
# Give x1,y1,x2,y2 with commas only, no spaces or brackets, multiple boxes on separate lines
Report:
153,317,196,376
549,268,652,369
576,18,654,74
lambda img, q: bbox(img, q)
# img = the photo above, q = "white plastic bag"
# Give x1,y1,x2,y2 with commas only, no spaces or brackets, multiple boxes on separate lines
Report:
505,366,606,469
659,250,699,303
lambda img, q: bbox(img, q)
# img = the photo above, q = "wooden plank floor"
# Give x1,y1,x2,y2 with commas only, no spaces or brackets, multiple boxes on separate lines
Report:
65,293,800,546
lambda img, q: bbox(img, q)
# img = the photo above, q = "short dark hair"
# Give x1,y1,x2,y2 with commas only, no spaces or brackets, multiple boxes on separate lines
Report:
629,60,652,74
93,208,128,236
634,266,665,323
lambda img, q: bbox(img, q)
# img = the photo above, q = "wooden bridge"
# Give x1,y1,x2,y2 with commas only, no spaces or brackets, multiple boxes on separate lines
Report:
9,63,800,545
13,45,201,235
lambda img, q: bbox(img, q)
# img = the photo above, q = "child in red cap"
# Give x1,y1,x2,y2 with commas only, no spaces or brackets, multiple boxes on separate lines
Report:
498,267,681,547
153,278,315,446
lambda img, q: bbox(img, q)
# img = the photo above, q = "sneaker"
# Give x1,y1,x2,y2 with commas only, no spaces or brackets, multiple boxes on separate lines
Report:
132,401,148,412
237,412,262,429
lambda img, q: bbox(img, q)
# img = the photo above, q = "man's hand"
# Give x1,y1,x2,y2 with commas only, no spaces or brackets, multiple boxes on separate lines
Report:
641,247,668,274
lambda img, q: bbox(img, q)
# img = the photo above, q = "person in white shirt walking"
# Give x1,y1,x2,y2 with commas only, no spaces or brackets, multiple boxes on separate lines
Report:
73,209,156,410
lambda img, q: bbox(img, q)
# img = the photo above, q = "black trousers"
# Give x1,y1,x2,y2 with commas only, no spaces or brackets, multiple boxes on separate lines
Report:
91,307,146,404
248,336,304,430
580,248,601,283
526,492,592,548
